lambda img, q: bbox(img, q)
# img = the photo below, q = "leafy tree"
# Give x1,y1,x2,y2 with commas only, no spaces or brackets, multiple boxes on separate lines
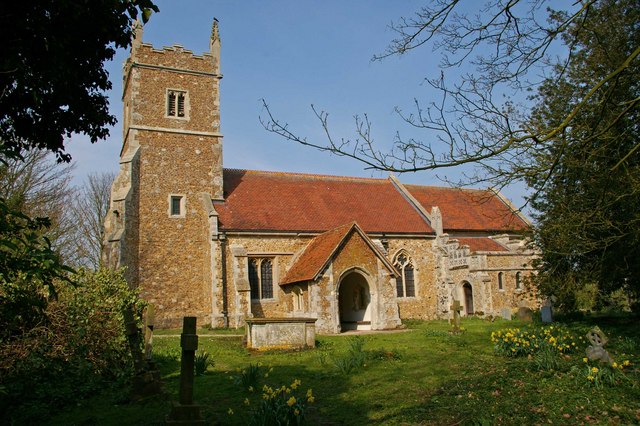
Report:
0,0,158,162
0,201,73,339
527,0,640,309
262,1,639,309
0,0,157,340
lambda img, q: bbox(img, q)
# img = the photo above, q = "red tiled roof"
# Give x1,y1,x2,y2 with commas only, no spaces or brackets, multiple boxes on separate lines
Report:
216,169,433,234
404,185,529,232
280,222,397,285
280,222,354,285
456,237,508,252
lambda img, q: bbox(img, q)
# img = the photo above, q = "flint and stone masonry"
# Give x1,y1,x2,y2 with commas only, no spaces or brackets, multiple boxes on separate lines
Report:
104,21,538,333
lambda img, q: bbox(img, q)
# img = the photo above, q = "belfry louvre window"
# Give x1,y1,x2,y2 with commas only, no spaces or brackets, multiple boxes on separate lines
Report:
394,252,416,298
167,90,187,118
249,258,274,300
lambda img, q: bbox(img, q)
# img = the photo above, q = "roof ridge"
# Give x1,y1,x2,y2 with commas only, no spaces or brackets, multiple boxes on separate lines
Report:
403,183,492,194
223,168,388,183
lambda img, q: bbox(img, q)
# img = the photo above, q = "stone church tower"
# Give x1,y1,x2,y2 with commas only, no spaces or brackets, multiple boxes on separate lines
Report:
103,21,224,326
104,21,537,332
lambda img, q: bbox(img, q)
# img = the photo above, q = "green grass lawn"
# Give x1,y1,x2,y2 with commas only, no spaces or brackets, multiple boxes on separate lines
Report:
49,316,639,425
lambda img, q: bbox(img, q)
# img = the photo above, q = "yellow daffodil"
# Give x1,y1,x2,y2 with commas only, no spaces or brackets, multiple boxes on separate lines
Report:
287,396,296,407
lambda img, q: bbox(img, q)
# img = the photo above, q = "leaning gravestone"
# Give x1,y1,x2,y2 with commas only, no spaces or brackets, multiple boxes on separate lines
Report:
586,326,614,365
167,317,206,425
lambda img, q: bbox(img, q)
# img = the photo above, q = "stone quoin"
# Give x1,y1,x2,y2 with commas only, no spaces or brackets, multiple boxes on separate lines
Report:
103,20,538,333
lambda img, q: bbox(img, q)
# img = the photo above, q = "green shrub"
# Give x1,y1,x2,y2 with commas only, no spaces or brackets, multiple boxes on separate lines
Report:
0,268,143,424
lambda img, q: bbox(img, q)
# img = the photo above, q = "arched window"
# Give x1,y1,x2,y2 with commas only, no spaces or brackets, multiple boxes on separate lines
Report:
394,252,416,298
498,272,504,290
248,258,274,299
292,286,304,311
515,272,522,290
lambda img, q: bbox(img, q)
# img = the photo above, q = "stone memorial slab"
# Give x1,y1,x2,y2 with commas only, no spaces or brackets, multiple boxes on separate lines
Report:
541,306,553,323
501,308,511,320
516,307,533,322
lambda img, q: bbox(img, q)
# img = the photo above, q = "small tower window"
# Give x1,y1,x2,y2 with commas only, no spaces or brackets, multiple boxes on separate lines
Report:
167,89,187,118
168,194,185,217
515,272,522,290
498,272,504,290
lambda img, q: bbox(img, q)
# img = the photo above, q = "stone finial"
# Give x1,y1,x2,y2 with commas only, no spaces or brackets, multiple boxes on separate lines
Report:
132,19,143,53
431,206,443,236
211,18,221,45
210,18,221,73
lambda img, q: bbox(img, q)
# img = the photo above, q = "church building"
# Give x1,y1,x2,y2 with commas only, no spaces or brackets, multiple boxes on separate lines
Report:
103,22,538,333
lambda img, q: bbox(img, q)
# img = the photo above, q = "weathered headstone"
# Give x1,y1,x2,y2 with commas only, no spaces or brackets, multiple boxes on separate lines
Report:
540,299,553,323
501,308,511,320
167,317,206,425
123,307,145,374
450,300,463,334
516,307,533,322
127,305,163,401
586,326,614,364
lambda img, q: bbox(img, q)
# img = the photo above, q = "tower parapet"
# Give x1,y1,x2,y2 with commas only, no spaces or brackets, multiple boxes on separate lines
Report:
104,20,224,327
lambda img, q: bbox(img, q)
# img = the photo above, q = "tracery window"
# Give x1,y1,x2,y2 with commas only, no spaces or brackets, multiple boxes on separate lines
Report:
249,258,274,300
393,252,416,298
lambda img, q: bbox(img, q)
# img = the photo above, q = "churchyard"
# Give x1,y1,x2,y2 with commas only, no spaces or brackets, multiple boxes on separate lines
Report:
43,315,639,425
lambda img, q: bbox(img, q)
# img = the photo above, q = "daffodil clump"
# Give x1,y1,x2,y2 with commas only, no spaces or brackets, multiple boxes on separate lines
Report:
491,325,580,357
579,358,632,389
235,378,314,425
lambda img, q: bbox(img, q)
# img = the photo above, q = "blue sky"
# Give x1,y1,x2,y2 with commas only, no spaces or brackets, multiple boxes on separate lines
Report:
66,0,530,207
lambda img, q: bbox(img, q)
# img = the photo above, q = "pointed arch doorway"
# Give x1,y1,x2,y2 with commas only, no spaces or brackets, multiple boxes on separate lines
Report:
338,271,371,331
462,282,474,315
